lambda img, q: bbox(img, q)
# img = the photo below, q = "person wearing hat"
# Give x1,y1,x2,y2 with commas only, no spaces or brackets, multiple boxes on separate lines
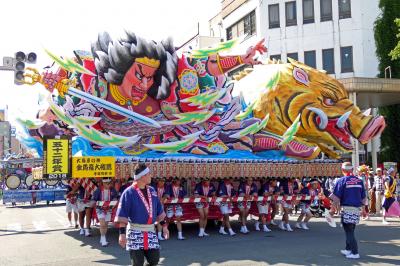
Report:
119,177,134,197
93,178,118,246
216,177,236,236
165,177,187,240
194,177,216,237
296,178,319,230
237,177,258,234
330,162,367,259
115,163,168,266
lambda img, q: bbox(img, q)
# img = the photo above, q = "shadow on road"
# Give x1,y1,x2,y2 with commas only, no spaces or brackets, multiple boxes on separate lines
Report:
62,218,400,266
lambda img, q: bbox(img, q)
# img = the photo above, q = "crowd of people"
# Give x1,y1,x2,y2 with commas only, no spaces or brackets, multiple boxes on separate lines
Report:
62,162,399,264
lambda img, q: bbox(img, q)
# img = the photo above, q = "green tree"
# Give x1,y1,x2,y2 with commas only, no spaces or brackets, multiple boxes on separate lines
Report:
389,18,400,60
374,0,400,162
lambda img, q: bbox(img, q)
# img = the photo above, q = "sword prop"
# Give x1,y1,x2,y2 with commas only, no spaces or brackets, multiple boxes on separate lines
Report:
22,67,161,128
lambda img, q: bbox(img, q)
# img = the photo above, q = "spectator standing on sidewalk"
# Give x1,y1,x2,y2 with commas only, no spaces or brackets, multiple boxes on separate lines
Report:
373,168,385,216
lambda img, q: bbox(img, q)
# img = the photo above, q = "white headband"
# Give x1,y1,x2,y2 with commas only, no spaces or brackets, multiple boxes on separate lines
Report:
134,167,150,180
342,165,353,171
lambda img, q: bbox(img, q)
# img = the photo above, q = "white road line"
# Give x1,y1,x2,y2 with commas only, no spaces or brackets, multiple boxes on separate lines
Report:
57,219,71,228
32,220,50,231
50,208,67,220
6,223,22,233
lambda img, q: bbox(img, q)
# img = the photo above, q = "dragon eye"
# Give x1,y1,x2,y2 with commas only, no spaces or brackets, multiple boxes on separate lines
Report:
323,97,335,106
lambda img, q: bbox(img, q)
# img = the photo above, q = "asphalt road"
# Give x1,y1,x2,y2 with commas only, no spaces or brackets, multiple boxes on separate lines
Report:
0,203,399,266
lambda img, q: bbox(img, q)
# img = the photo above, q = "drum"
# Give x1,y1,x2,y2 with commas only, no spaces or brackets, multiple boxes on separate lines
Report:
61,179,69,186
25,174,34,187
6,175,21,189
45,179,59,187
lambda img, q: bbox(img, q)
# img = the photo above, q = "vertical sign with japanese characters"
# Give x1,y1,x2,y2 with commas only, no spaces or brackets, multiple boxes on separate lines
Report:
43,137,71,179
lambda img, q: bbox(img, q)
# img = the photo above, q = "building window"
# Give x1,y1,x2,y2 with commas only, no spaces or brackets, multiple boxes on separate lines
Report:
269,4,280,29
338,0,351,19
341,46,353,73
287,52,298,61
303,0,314,24
322,48,335,74
227,10,256,40
270,54,281,61
285,1,297,27
304,50,316,68
320,0,332,22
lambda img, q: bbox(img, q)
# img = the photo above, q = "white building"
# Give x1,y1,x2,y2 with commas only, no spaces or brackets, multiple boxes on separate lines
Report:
215,0,380,79
208,0,400,168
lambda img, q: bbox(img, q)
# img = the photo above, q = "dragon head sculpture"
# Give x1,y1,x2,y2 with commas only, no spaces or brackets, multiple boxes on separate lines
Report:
239,59,385,155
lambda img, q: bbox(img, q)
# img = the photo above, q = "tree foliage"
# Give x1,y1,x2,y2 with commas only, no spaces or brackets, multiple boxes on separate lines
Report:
389,18,400,60
374,0,400,161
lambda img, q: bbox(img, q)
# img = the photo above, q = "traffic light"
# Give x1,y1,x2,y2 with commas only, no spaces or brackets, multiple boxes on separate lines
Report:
14,51,37,85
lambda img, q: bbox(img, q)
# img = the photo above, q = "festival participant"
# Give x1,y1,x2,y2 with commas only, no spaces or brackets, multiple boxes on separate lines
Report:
119,177,134,196
278,177,299,232
115,163,168,266
266,178,279,226
93,178,118,246
65,182,79,228
357,165,370,220
373,168,385,215
296,178,319,230
330,162,367,260
153,177,168,241
382,168,400,224
216,178,236,236
165,177,187,240
237,177,258,234
255,178,276,232
77,181,96,237
194,178,216,237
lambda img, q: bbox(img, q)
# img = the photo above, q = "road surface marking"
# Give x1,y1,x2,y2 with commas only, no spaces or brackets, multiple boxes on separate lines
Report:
32,220,50,231
6,223,22,233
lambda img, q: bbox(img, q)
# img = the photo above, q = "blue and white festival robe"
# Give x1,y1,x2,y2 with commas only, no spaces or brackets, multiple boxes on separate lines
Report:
115,185,165,250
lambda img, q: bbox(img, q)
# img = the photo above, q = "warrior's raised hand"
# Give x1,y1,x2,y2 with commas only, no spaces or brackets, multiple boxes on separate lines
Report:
242,38,267,65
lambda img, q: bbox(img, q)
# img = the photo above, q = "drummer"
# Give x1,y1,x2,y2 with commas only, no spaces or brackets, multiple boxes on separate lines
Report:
165,177,187,240
93,178,118,246
194,177,216,237
237,177,258,234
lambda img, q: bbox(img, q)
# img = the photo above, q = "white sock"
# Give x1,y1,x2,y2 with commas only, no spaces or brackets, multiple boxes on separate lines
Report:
158,232,163,238
100,235,106,242
229,228,235,234
178,231,183,238
220,226,225,231
199,228,204,234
